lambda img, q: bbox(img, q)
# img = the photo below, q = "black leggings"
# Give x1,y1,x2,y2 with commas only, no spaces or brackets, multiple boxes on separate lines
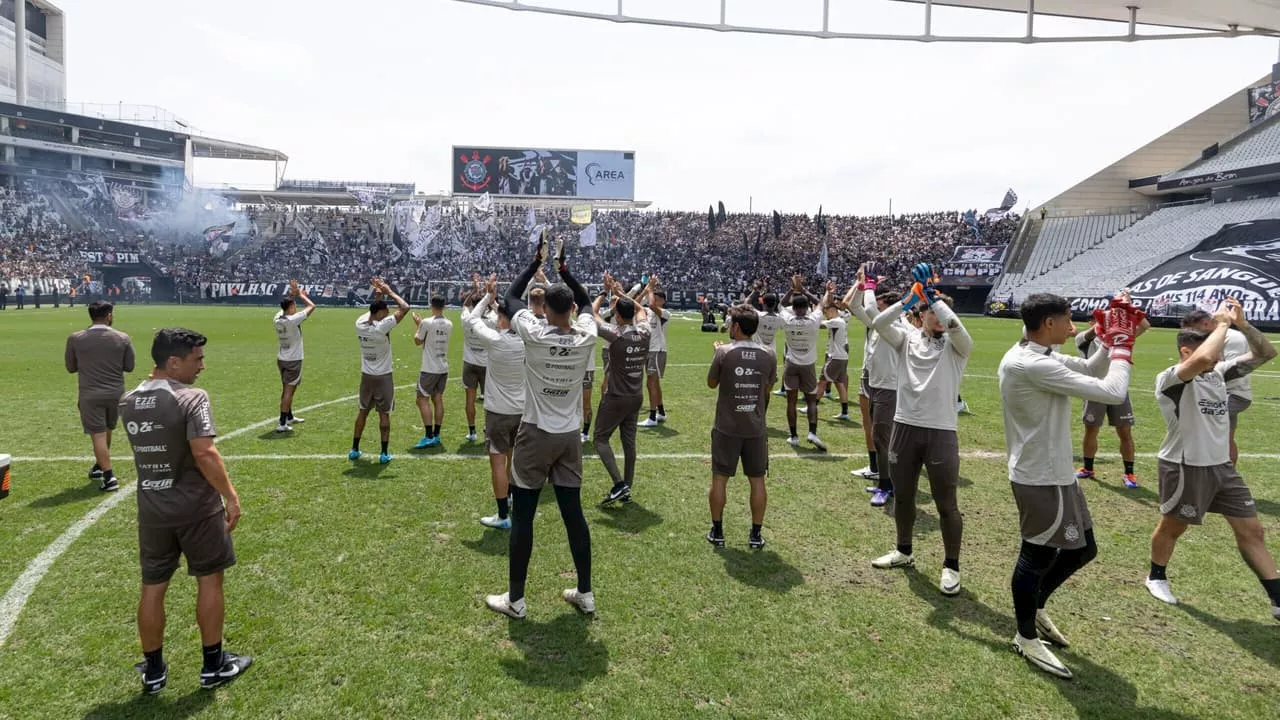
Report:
1010,530,1098,639
508,485,592,603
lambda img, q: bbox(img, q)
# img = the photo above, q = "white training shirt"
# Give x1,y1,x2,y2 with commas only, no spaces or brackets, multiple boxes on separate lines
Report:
415,315,453,374
513,308,599,435
849,289,905,391
1224,327,1252,400
822,313,849,361
463,294,525,416
273,310,308,362
1156,357,1253,467
752,309,784,349
872,300,972,431
355,313,399,376
647,308,672,352
780,306,823,366
998,339,1130,487
461,306,496,368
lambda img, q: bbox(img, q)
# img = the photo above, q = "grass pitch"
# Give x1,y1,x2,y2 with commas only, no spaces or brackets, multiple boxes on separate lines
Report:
0,303,1277,719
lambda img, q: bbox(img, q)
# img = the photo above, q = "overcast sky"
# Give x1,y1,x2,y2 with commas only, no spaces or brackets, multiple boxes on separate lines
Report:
54,0,1280,214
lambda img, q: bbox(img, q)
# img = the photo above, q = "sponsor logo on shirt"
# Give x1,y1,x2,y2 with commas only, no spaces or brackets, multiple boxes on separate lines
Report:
735,403,758,413
134,396,157,410
540,387,570,397
140,478,174,491
132,444,168,453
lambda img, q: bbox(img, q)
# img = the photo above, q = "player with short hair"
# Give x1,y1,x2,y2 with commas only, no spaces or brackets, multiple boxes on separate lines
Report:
592,272,651,505
779,275,827,450
464,275,526,530
638,277,672,428
1145,297,1280,621
121,327,251,694
998,292,1138,679
813,281,852,421
460,282,494,443
272,283,315,434
412,296,453,448
485,239,598,619
1180,308,1253,465
351,279,410,464
848,265,908,507
65,300,135,491
706,305,777,549
1073,305,1143,488
869,264,970,595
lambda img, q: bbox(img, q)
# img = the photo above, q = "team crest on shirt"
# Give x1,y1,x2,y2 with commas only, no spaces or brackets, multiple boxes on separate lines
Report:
1063,523,1080,543
1179,504,1198,519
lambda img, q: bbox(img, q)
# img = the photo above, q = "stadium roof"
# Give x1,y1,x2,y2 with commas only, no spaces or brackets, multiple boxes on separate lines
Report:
190,136,288,163
897,1,1280,34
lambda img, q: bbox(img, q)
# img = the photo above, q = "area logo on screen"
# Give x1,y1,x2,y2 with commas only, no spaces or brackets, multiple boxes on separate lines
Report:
584,162,626,186
459,150,492,192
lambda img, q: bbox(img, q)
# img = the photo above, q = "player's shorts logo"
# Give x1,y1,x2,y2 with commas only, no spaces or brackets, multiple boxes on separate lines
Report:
1063,523,1080,543
1179,504,1198,519
1084,414,1096,424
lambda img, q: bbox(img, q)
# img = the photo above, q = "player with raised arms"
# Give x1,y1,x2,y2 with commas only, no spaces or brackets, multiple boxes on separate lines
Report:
848,264,908,507
272,281,316,433
592,272,651,506
350,279,409,464
779,275,827,451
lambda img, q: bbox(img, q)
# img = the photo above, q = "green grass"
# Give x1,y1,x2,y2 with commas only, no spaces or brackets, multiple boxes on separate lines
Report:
0,303,1278,719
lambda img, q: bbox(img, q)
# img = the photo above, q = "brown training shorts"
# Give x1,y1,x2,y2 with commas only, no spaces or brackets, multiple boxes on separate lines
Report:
582,369,595,391
1012,481,1094,550
359,372,396,413
822,356,849,385
462,362,487,391
510,422,583,490
485,410,521,456
278,359,302,387
783,361,818,395
1228,395,1251,431
1158,460,1257,525
138,512,236,585
79,396,119,434
711,429,769,478
416,371,447,398
1082,396,1134,428
645,351,667,378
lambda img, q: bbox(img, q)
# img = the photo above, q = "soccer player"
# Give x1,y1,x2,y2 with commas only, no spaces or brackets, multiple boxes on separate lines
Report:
485,239,598,620
868,264,969,595
779,275,826,450
351,279,409,464
592,272,650,505
460,285,493,443
638,277,672,428
813,281,851,421
750,285,784,350
998,292,1138,679
1180,308,1253,465
464,275,526,530
65,300,135,491
1145,298,1280,621
412,296,452,448
121,328,251,694
272,284,316,433
706,305,777,549
1074,293,1146,488
848,265,906,507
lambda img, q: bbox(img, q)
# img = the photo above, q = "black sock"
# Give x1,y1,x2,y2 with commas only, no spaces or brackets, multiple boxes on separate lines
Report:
103,468,114,482
1083,457,1095,472
711,520,723,536
868,451,878,474
144,648,164,672
380,440,389,454
789,424,797,438
1149,561,1167,581
352,437,360,452
808,421,818,435
287,411,294,421
583,421,590,435
91,463,101,474
649,409,657,421
279,412,288,426
750,523,762,538
1124,460,1135,475
658,405,665,416
897,543,913,557
944,557,960,572
426,426,435,439
497,496,509,520
841,402,848,415
202,642,223,672
432,424,441,437
469,425,476,435
1262,577,1280,606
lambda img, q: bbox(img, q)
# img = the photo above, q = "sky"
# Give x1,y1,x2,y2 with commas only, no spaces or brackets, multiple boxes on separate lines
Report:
52,0,1280,215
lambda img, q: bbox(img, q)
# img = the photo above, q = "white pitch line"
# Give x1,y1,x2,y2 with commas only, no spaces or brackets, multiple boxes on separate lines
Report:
0,385,409,649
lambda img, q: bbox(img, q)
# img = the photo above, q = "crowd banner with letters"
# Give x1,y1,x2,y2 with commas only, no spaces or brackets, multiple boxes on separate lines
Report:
939,245,1007,286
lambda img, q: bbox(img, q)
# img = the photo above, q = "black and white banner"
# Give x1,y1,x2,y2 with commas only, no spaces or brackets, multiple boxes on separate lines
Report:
79,250,142,265
940,244,1007,285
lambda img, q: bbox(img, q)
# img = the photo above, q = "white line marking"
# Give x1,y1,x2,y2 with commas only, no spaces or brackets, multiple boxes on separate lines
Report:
0,385,406,649
14,451,1280,462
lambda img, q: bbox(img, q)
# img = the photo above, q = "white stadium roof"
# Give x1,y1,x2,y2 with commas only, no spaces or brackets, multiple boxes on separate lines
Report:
450,0,1280,42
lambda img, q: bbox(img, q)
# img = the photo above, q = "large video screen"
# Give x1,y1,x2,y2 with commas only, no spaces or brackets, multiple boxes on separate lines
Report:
452,146,635,200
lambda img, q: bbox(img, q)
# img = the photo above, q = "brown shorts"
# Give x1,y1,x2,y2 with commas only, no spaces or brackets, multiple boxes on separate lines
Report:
783,361,818,395
359,373,396,413
78,396,119,434
869,386,897,456
1158,460,1256,525
484,410,521,456
582,370,595,391
711,429,768,478
462,362,487,391
1082,396,1134,428
646,351,667,378
1228,395,1251,431
511,422,583,490
822,357,849,385
1012,481,1093,550
278,359,302,387
859,369,871,399
138,512,236,585
416,371,447,398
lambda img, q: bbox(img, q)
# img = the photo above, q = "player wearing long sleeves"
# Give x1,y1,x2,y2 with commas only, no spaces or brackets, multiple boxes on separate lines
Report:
848,264,907,506
998,292,1138,679
868,264,970,596
1145,297,1280,624
460,279,496,443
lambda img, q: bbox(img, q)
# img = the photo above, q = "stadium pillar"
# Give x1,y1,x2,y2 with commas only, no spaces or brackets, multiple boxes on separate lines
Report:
14,0,27,105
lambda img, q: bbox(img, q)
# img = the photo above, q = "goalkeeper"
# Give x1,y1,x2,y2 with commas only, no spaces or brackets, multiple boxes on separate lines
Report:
997,291,1141,680
866,263,972,599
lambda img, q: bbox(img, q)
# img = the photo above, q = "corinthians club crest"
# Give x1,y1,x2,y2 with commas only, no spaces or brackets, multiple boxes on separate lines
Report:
459,150,492,192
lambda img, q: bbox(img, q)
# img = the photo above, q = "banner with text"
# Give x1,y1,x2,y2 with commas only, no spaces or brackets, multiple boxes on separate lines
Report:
940,245,1007,286
79,250,143,265
453,146,635,200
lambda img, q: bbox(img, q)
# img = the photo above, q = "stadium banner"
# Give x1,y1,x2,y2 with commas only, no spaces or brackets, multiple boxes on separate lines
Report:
453,146,635,200
199,282,346,304
1248,80,1280,125
1067,219,1280,331
79,250,142,265
939,245,1006,286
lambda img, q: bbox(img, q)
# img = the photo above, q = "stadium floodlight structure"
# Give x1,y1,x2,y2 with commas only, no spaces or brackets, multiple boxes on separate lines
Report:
448,0,1280,43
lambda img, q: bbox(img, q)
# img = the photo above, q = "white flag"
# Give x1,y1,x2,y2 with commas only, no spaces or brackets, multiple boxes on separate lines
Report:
528,223,546,245
474,192,493,214
524,207,536,231
579,222,598,248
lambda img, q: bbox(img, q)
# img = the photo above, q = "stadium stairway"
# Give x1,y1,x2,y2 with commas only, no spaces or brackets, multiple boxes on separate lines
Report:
46,190,87,232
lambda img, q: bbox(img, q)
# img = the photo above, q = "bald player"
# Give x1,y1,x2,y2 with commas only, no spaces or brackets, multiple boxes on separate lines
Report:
65,300,135,491
592,272,651,506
